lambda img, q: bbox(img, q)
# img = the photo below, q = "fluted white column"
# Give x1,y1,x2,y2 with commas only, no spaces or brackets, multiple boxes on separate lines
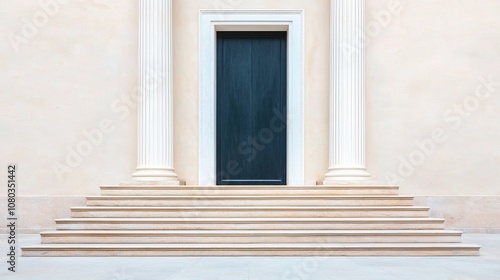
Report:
324,0,370,183
132,0,179,183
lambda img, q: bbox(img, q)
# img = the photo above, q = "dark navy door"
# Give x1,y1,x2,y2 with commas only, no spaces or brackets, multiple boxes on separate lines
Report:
216,32,287,185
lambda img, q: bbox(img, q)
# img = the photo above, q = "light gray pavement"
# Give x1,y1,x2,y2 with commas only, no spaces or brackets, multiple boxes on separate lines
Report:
1,234,499,280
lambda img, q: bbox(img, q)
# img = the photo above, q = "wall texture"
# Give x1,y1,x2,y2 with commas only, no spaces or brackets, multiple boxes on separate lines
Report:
366,0,500,195
0,0,139,196
0,0,499,197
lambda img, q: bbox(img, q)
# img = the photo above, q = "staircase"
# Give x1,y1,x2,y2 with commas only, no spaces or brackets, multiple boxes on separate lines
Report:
22,185,481,256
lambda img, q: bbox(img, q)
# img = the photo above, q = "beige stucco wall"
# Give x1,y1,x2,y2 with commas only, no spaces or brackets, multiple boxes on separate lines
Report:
366,0,500,195
1,0,500,196
0,0,139,195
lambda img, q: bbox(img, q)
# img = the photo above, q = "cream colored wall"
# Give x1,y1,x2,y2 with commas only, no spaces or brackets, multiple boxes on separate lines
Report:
1,0,499,196
366,0,500,195
0,0,139,195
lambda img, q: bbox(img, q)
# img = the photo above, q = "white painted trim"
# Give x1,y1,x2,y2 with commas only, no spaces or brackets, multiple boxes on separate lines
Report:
199,10,305,186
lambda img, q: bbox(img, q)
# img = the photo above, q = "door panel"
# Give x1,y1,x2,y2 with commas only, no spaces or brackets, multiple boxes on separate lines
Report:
216,32,287,185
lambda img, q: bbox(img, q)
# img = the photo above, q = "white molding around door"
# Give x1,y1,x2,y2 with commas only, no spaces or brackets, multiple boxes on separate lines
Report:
199,10,305,186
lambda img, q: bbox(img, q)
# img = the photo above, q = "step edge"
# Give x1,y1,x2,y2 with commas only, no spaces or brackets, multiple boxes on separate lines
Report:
70,206,430,211
55,218,445,223
39,230,464,236
87,196,414,200
22,243,481,250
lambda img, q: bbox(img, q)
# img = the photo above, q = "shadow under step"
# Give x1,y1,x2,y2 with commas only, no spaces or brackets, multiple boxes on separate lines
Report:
56,217,445,230
71,206,430,218
40,230,462,244
22,243,481,257
86,195,414,207
100,185,400,196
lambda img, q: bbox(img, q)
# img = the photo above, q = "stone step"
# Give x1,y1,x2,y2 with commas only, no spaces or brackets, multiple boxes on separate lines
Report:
39,230,462,244
86,195,414,207
56,217,445,230
22,183,482,257
22,243,481,257
71,206,430,218
100,185,400,196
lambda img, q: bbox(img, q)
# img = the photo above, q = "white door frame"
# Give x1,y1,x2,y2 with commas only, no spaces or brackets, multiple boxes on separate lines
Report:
198,10,305,186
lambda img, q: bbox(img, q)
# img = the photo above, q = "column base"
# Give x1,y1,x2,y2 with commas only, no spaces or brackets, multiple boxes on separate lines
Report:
131,167,181,185
121,180,185,186
322,167,371,183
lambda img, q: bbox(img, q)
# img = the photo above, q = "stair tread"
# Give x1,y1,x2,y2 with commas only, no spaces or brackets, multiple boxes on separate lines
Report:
23,243,480,256
87,195,412,199
101,185,399,189
56,217,444,222
72,206,428,210
40,229,462,235
22,243,480,249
